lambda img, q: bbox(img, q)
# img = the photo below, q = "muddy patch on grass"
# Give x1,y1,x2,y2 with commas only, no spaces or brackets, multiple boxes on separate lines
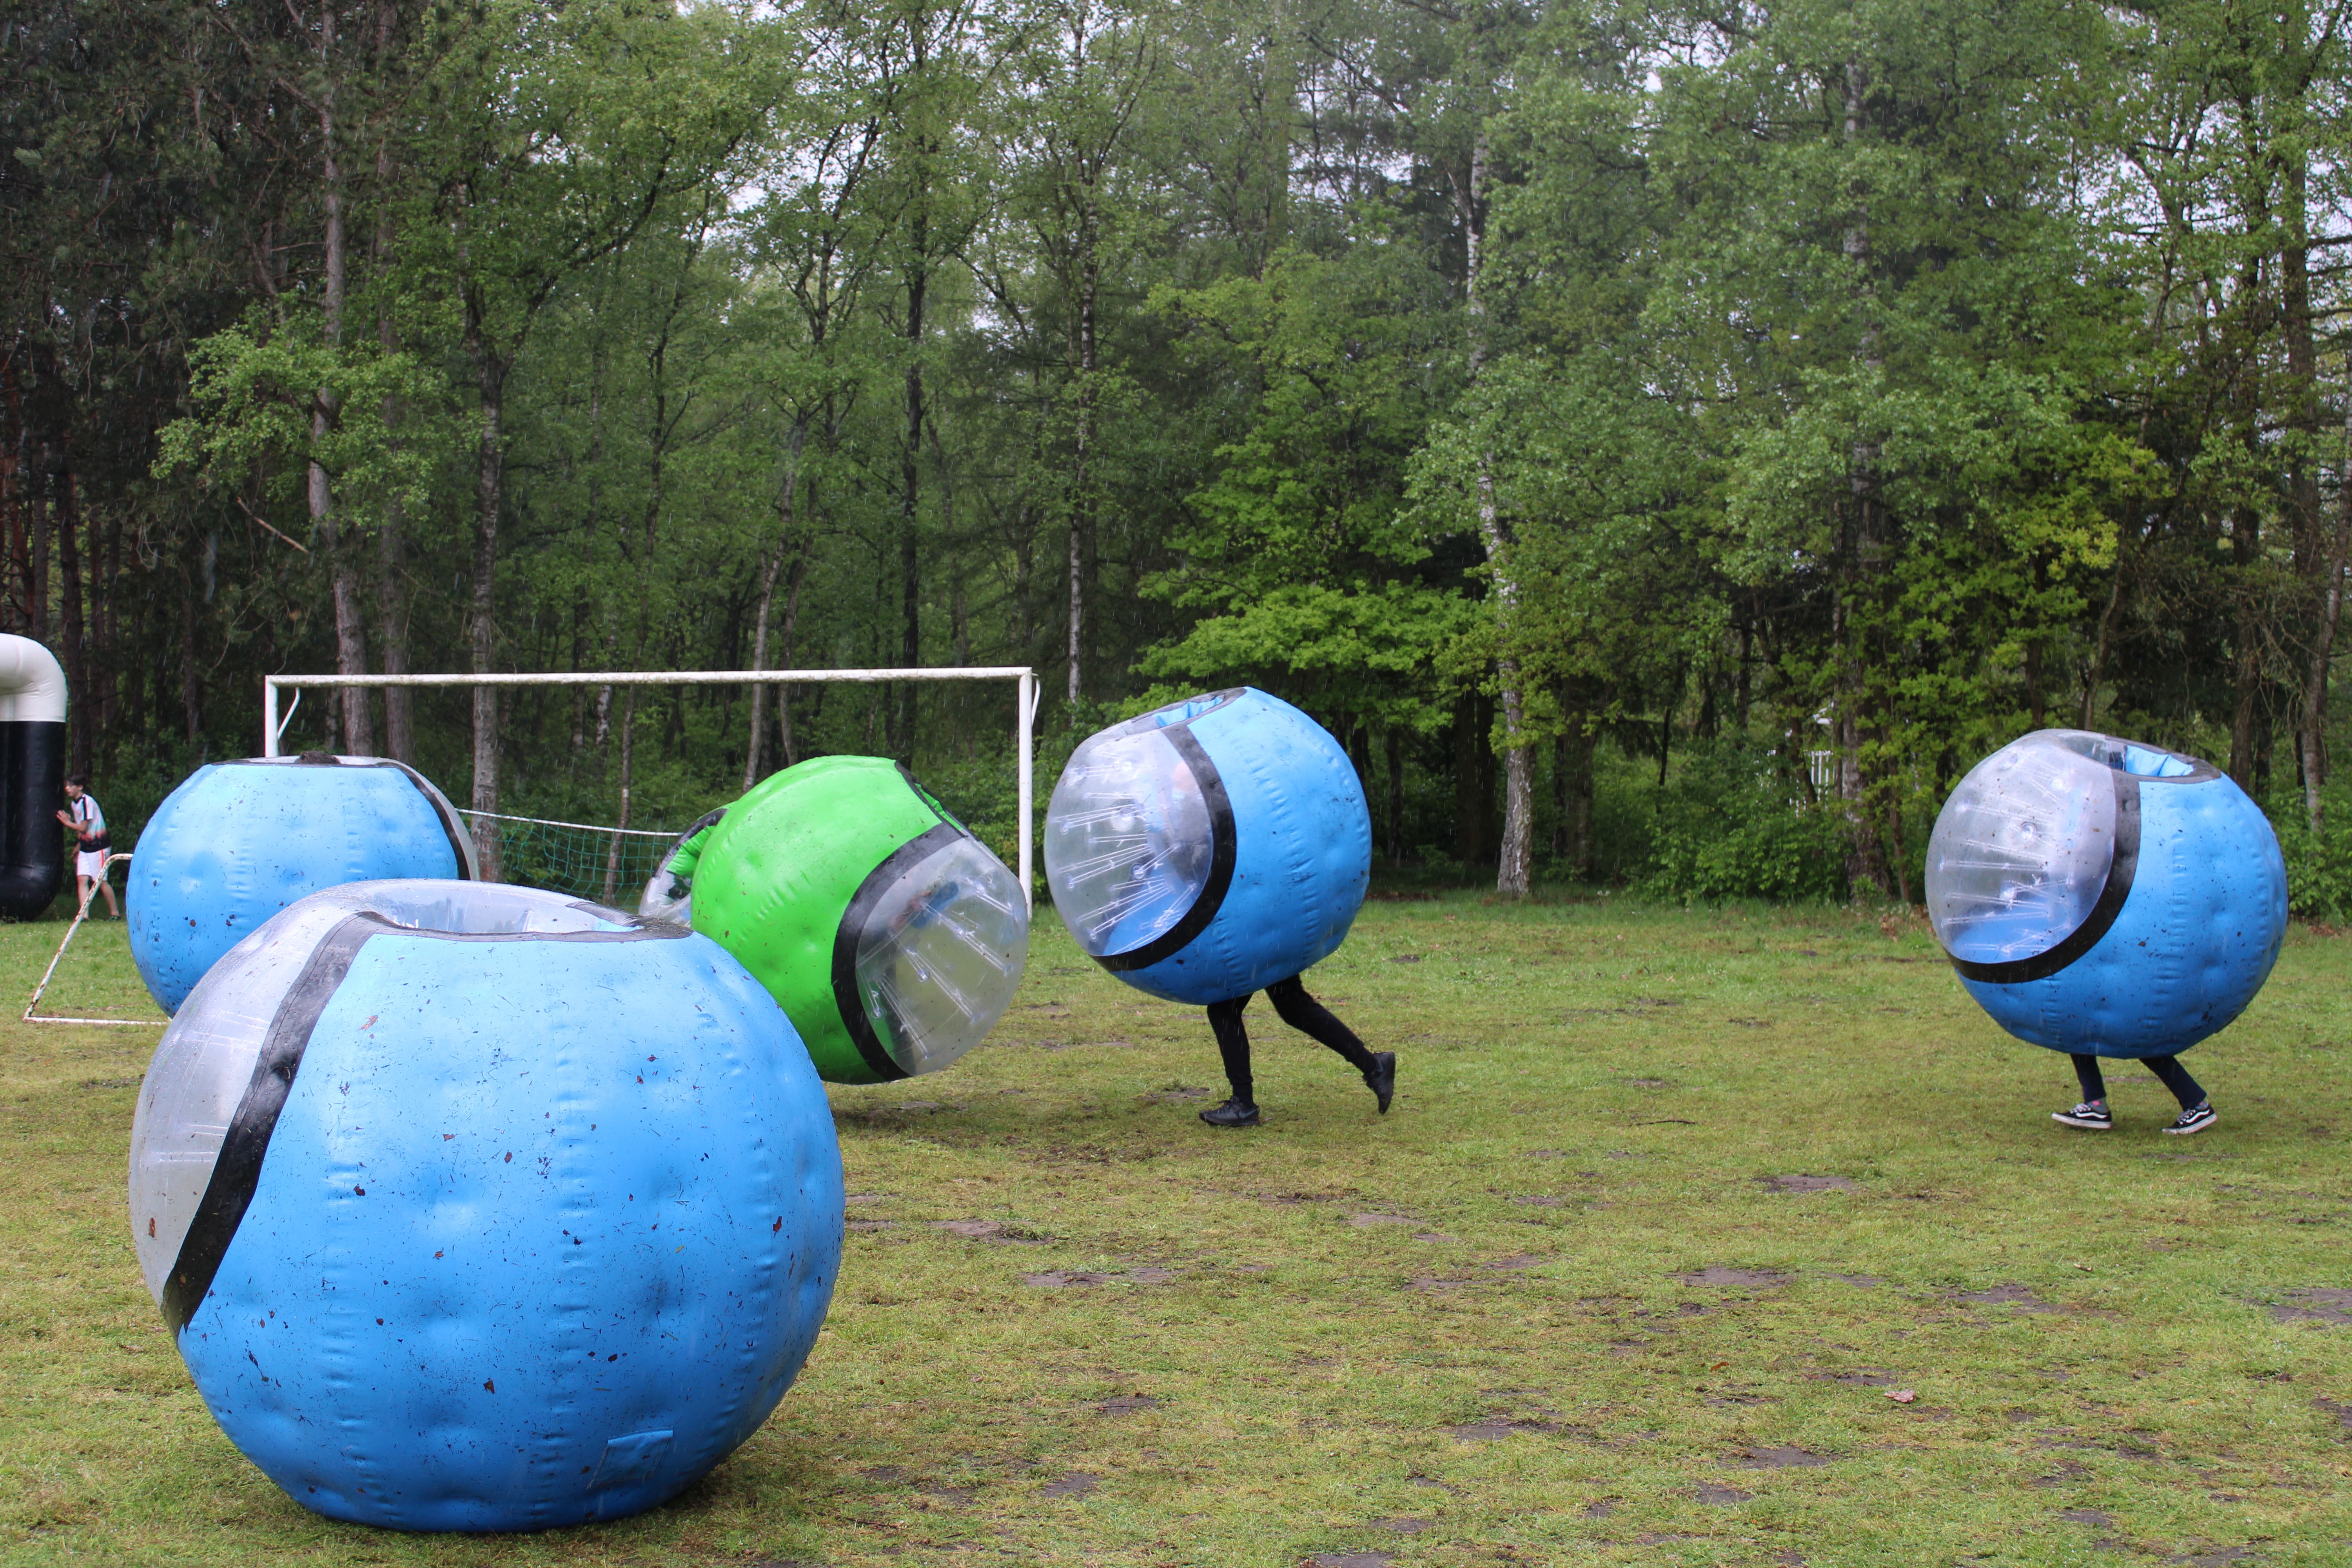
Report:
934,1219,1053,1244
1039,1472,1097,1499
1305,1555,1396,1568
1022,1270,1116,1288
1759,1173,1857,1194
1096,1393,1160,1416
1949,1283,2065,1313
1375,1517,1432,1534
1444,1417,1561,1441
1482,1252,1546,1272
2313,1396,2352,1434
1140,1085,1213,1102
1695,1482,1752,1504
1513,1194,1570,1207
1811,1369,1896,1388
2059,1509,2114,1526
2268,1288,2352,1325
1726,1446,1837,1468
1823,1272,1884,1287
1349,1212,1423,1228
1580,1500,1616,1518
1675,1266,1789,1288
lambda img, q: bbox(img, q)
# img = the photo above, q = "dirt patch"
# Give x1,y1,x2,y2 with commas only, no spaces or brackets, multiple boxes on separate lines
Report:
2314,1396,2352,1434
1513,1195,1569,1207
1096,1393,1160,1415
934,1219,1053,1244
1349,1213,1422,1228
1141,1085,1213,1102
1824,1272,1884,1287
1759,1174,1857,1194
1580,1500,1616,1518
2060,1509,2114,1526
1695,1482,1752,1504
2269,1288,2352,1325
1305,1555,1396,1568
1389,954,1423,964
845,1220,899,1232
1482,1253,1546,1272
1675,1266,1789,1288
1726,1446,1837,1468
1375,1517,1432,1534
1444,1417,1559,1441
1949,1283,2064,1313
1039,1472,1097,1498
1022,1271,1116,1288
1811,1370,1895,1388
1725,1017,1773,1029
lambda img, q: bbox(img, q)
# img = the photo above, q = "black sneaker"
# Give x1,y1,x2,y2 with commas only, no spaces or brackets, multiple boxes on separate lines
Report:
2052,1100,2112,1130
1365,1051,1396,1114
2163,1102,2217,1136
1199,1097,1261,1129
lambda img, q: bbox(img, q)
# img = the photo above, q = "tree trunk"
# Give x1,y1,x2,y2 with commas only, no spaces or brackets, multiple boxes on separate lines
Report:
1384,724,1403,864
743,419,808,791
1838,58,1890,898
1459,119,1532,896
2230,504,2261,791
2304,396,2352,832
604,686,637,904
54,454,87,775
468,331,505,880
1069,138,1098,708
310,36,374,755
374,131,412,762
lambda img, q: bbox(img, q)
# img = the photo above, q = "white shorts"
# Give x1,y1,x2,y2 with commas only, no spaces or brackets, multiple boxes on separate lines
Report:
76,849,109,880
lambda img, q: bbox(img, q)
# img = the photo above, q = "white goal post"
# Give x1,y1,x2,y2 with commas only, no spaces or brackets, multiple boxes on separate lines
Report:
261,667,1041,905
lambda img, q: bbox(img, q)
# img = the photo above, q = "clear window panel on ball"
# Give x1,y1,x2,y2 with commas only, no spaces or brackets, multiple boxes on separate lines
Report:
1927,730,2119,964
852,838,1030,1075
1044,726,1214,958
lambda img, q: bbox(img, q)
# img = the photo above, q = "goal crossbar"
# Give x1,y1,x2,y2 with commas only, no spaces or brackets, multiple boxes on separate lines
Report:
263,667,1041,905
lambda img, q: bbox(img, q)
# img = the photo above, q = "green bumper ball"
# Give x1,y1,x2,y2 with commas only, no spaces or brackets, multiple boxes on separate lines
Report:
650,757,1029,1083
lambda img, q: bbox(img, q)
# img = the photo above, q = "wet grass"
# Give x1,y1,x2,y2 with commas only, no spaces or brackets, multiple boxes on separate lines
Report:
4,896,2352,1566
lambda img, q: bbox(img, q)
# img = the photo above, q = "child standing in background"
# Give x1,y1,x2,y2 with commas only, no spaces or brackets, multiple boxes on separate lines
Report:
57,774,117,918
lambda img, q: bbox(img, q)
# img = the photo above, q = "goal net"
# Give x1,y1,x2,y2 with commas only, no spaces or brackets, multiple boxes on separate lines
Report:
261,666,1041,908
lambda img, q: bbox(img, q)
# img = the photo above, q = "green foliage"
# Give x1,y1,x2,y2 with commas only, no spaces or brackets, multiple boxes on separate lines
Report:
1633,740,1853,904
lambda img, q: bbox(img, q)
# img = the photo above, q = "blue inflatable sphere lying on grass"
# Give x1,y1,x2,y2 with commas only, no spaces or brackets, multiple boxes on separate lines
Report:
1045,687,1370,1005
127,881,844,1532
128,753,476,1014
1926,729,2287,1059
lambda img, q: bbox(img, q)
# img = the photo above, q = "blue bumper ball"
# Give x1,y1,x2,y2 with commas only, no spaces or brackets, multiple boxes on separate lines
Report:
1925,729,2287,1059
1045,688,1370,1005
126,880,844,1532
128,754,477,1014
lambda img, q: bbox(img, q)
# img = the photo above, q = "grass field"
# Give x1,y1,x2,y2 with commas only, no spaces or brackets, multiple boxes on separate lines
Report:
5,897,2352,1567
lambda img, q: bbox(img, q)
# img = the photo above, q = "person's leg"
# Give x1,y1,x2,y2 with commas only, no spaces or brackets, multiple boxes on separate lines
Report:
2144,1054,2215,1133
1266,975,1396,1112
2054,1054,2112,1129
98,871,118,917
73,874,93,916
1200,995,1260,1127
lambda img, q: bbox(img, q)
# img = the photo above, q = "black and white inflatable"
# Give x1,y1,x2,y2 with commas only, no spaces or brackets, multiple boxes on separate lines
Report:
0,635,65,920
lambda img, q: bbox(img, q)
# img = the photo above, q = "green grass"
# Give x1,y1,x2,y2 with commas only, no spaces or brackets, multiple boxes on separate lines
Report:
5,898,2352,1566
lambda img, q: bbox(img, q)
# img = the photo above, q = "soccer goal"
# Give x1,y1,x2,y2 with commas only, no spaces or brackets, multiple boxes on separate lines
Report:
261,666,1042,907
25,851,163,1027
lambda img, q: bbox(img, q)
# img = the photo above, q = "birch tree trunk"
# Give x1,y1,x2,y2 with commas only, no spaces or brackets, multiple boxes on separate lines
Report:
1460,119,1533,896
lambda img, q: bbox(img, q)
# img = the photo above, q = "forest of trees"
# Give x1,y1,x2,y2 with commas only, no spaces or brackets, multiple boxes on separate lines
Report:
5,0,2352,905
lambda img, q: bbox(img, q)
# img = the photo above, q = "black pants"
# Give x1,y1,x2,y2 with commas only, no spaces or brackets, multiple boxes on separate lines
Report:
1205,976,1377,1105
2072,1053,2204,1111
